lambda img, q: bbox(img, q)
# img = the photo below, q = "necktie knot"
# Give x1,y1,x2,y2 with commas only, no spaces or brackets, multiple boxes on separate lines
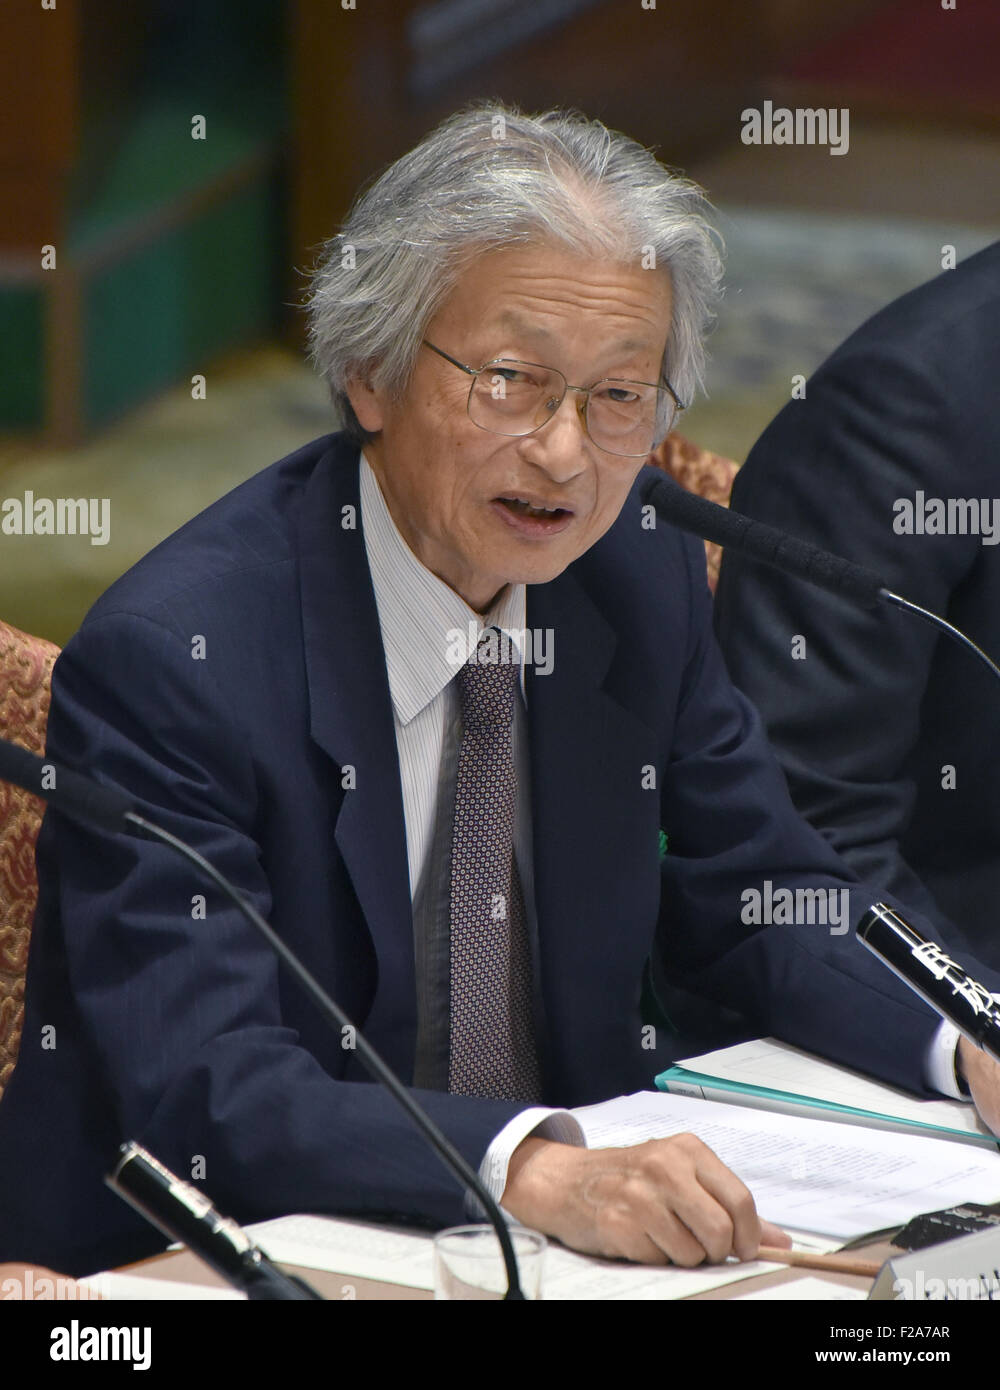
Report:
456,629,519,732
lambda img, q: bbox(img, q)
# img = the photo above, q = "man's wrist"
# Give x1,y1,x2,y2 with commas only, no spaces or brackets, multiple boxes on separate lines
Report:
474,1108,584,1219
501,1135,579,1235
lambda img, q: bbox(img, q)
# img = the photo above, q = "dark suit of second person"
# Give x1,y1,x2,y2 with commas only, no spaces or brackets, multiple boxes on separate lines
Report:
715,242,1000,972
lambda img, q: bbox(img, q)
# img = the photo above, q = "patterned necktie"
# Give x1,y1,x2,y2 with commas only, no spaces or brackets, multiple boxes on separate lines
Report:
448,629,542,1101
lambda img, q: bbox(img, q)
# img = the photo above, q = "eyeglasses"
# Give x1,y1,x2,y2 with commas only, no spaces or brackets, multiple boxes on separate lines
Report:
421,340,684,458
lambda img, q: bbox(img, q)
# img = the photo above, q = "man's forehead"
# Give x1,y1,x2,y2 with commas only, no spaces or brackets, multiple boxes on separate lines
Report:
442,254,672,351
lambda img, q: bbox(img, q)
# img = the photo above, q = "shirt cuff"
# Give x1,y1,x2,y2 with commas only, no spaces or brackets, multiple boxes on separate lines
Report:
467,1108,587,1221
925,1018,970,1099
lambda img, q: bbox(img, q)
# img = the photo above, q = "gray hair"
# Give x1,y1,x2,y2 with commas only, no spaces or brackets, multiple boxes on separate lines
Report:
305,101,723,446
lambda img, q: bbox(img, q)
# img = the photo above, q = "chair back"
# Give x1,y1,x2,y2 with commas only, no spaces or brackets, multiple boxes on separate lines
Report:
649,432,740,592
0,620,60,1098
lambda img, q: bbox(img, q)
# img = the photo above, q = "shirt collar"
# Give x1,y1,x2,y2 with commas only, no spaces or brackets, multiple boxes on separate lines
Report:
359,451,527,726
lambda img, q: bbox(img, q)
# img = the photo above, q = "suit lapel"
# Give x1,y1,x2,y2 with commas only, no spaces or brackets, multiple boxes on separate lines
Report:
297,440,416,1075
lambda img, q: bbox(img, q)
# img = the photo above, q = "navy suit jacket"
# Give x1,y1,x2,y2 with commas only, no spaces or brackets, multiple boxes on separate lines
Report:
0,434,964,1275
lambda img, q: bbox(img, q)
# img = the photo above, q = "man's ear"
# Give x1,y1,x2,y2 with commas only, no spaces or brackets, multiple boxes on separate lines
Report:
345,373,385,433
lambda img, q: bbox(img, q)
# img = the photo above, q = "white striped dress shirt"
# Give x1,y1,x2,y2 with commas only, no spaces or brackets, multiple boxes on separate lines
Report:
359,452,584,1205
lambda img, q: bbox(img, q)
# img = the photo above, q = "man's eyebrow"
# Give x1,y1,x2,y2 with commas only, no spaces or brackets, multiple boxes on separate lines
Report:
492,311,553,342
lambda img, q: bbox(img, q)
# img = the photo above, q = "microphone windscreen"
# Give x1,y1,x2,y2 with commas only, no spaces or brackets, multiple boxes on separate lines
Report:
0,735,134,832
641,472,886,609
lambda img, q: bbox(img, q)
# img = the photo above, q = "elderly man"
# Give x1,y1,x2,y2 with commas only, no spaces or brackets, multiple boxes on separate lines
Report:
1,103,999,1279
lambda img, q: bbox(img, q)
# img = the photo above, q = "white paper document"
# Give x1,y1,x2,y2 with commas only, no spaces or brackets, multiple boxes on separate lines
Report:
242,1213,785,1300
736,1276,866,1302
571,1091,1000,1239
245,1213,435,1289
79,1272,245,1300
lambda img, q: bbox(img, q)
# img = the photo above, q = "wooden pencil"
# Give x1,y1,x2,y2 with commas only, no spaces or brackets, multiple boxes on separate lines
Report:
757,1246,883,1278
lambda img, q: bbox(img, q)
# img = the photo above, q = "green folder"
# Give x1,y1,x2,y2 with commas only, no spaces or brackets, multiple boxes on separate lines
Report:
655,1065,1000,1152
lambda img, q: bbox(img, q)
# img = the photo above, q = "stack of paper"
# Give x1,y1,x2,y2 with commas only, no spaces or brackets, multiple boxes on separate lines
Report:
656,1037,996,1149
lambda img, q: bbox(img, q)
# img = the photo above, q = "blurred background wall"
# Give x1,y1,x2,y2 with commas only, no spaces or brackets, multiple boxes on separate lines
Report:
1,0,998,645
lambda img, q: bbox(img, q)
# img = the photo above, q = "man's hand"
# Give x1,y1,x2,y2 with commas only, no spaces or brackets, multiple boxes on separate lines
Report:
957,1037,1000,1136
501,1133,790,1266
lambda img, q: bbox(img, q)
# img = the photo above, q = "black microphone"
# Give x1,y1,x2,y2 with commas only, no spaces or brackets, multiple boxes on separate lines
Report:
858,904,1000,1066
640,471,1000,685
107,1143,324,1300
0,734,135,831
0,734,527,1298
641,470,886,608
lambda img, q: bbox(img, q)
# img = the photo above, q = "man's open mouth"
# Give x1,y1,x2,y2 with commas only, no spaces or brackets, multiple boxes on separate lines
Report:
496,496,573,521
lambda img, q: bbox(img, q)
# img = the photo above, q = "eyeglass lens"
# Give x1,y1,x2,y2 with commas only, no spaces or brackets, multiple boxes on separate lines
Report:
468,362,672,456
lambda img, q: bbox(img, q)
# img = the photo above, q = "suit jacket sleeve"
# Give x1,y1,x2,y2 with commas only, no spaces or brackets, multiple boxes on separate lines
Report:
38,608,522,1234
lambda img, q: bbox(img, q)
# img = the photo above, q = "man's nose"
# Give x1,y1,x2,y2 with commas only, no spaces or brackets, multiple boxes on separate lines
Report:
524,388,590,475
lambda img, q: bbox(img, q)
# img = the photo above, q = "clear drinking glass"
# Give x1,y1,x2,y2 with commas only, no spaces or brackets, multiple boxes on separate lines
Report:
432,1224,547,1300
